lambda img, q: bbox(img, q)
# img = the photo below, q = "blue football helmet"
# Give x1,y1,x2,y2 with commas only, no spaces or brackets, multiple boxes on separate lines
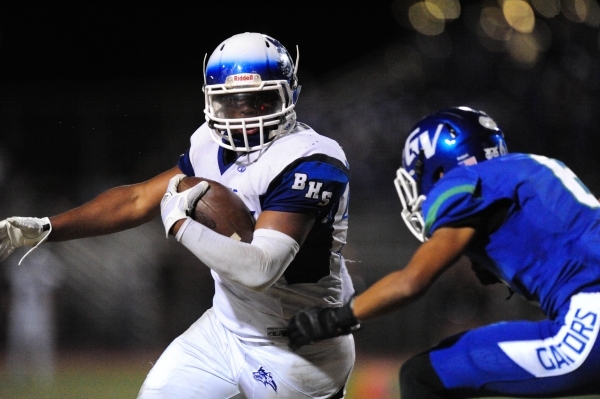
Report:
395,106,508,241
203,32,301,152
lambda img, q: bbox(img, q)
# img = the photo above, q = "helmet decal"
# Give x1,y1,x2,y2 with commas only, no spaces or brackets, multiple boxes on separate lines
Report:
270,37,294,81
458,155,478,166
484,145,502,159
478,115,498,129
404,124,444,168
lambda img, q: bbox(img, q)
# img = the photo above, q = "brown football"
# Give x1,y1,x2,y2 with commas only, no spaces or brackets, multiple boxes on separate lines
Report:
177,176,255,243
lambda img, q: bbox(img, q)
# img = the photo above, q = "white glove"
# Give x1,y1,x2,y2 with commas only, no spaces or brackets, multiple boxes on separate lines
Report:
0,216,52,263
160,174,209,238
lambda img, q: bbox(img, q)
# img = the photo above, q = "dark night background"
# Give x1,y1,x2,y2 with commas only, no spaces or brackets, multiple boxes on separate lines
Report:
0,2,599,395
0,6,396,79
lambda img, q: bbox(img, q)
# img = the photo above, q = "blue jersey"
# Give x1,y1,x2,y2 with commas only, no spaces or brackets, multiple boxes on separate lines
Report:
423,153,600,318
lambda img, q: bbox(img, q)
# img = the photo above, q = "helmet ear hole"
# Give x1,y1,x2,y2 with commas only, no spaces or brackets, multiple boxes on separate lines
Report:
414,149,425,178
432,166,444,183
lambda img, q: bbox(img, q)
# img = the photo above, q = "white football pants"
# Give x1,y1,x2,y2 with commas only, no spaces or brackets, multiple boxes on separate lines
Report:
137,307,355,399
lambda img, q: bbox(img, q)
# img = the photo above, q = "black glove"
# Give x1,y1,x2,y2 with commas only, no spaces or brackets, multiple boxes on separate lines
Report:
287,300,360,351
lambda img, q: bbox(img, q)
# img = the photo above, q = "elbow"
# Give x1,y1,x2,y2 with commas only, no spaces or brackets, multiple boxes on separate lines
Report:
234,268,282,292
238,253,291,292
247,283,271,293
231,238,295,292
243,275,277,292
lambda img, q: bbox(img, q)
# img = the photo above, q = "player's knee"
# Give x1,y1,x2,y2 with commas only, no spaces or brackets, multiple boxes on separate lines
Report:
400,352,445,399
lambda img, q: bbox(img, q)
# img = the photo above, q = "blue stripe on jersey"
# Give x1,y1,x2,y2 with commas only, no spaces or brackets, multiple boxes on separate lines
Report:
259,154,350,219
177,151,195,176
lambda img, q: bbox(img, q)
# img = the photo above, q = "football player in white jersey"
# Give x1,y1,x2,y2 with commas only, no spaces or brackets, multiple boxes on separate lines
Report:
0,32,355,398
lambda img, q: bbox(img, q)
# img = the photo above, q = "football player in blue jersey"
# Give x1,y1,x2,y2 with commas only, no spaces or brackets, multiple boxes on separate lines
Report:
288,106,600,398
0,32,355,398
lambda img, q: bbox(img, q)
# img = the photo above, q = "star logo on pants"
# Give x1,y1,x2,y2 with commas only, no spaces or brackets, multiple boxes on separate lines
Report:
253,366,277,392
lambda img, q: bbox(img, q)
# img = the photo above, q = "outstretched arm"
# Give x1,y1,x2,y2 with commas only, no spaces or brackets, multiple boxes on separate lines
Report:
287,226,476,349
0,166,183,262
353,226,476,321
48,166,182,241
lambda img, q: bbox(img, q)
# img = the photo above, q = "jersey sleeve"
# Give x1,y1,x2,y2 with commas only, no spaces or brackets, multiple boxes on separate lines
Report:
176,125,211,177
423,168,489,237
260,154,350,219
177,150,195,177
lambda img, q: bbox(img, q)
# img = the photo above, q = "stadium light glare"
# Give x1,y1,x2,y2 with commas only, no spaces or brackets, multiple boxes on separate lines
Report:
503,0,535,34
531,0,560,18
425,0,461,20
506,32,540,67
480,6,513,41
409,2,446,36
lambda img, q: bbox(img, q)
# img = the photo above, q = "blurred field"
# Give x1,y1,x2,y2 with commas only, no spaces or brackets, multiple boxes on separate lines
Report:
0,351,598,399
0,351,156,399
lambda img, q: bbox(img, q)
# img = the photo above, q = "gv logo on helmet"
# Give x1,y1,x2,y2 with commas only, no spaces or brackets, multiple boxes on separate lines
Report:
404,124,444,166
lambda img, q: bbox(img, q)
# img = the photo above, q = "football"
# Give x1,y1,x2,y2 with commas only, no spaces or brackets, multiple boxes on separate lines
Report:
177,176,255,243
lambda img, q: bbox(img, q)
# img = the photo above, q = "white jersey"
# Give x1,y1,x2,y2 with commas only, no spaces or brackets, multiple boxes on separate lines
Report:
178,122,353,341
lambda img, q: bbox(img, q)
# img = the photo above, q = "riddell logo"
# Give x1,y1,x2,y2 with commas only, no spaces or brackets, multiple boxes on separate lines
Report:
225,74,261,88
233,74,255,81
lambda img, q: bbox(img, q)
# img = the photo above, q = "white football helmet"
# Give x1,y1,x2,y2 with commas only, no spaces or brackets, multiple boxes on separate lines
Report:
203,32,301,152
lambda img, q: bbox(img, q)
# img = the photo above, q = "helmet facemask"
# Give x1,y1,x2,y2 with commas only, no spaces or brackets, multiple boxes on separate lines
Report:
394,166,427,242
204,76,297,152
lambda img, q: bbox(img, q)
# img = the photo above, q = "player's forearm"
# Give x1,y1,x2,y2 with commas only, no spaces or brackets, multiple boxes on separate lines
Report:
177,220,299,291
353,227,473,321
353,269,425,321
48,184,159,241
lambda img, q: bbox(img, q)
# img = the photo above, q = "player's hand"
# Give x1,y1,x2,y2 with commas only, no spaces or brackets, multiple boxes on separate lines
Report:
287,300,360,351
160,174,209,238
0,217,52,261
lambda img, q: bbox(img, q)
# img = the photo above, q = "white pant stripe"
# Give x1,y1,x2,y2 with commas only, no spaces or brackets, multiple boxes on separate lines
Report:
498,292,600,378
